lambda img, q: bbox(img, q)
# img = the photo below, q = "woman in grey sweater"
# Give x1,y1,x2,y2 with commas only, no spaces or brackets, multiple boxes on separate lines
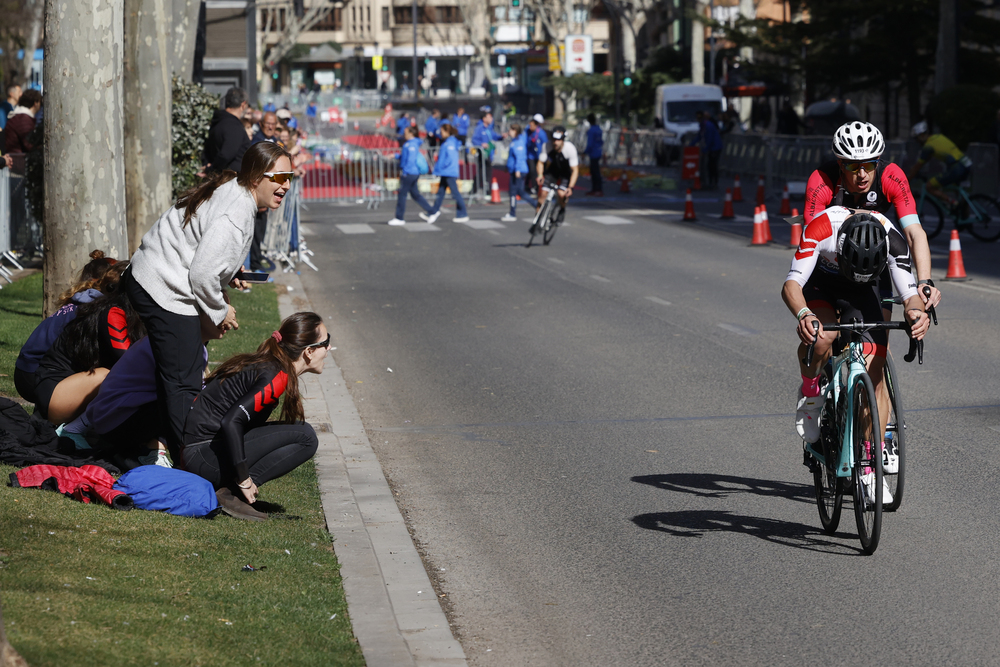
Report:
125,141,293,461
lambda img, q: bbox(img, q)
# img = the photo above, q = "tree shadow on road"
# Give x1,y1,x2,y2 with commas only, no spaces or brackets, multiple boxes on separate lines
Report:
631,510,861,555
632,473,814,504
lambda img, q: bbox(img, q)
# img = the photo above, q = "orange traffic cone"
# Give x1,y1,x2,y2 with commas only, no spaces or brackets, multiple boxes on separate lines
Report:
721,188,735,219
780,183,791,215
620,175,631,194
751,206,768,245
760,205,773,243
693,170,701,191
789,207,802,247
683,189,697,221
944,229,970,281
756,175,766,206
732,174,743,202
490,178,501,204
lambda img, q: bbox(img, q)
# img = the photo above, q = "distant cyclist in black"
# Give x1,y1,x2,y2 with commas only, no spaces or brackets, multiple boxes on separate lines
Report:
534,125,580,227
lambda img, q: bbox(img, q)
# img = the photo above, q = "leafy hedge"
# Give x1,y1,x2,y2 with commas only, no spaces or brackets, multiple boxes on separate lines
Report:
171,76,219,197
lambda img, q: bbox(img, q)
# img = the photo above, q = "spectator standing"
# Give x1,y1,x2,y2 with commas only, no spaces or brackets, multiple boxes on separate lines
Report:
388,125,434,226
426,109,442,148
584,113,604,196
0,83,20,130
248,111,278,271
777,101,804,135
252,112,278,145
526,114,548,194
420,121,469,223
204,87,253,173
691,110,722,190
472,110,503,192
305,101,318,133
5,88,41,156
124,141,294,460
501,123,536,221
396,112,411,146
453,107,470,144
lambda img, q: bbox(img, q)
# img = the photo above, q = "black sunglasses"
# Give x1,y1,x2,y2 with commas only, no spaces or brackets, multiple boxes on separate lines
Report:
306,333,331,349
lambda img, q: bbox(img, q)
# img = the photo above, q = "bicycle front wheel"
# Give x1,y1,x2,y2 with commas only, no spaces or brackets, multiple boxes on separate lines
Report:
851,372,883,554
883,354,906,512
967,194,1000,242
918,196,945,240
543,207,559,245
527,200,550,248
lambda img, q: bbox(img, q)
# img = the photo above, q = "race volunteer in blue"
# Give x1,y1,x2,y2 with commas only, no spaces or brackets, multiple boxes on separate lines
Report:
452,107,470,143
425,109,442,148
389,125,434,226
472,110,504,189
502,123,536,222
527,115,548,194
420,121,469,224
585,113,604,195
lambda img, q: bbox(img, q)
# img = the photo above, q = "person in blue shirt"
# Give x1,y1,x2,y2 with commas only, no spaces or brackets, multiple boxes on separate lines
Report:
420,122,469,224
585,113,604,196
472,111,504,194
526,115,548,195
690,110,723,189
396,113,412,146
389,126,435,226
425,109,442,148
501,123,536,222
305,101,318,133
452,107,470,143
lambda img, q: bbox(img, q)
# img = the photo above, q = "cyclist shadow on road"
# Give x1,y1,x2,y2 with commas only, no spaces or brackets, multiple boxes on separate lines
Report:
631,510,862,555
631,473,814,504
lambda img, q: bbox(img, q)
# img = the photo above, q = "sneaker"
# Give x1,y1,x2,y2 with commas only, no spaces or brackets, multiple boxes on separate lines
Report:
555,207,566,224
882,439,899,474
388,218,406,226
138,449,173,468
453,216,470,223
860,471,893,506
795,391,823,443
56,424,92,450
501,214,517,222
419,211,441,223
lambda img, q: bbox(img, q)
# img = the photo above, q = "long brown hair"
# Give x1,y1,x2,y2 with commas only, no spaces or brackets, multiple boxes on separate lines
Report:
57,249,118,306
174,141,291,227
208,311,325,424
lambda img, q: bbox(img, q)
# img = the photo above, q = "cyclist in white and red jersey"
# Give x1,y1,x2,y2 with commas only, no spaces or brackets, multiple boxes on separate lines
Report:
782,208,930,503
804,122,941,310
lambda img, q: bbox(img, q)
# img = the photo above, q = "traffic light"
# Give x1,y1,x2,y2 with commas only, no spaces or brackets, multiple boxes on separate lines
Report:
505,66,513,73
272,71,279,80
623,75,632,86
512,0,520,6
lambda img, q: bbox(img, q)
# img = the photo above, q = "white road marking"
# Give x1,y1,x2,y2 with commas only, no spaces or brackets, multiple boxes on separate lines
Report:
336,224,375,234
717,322,759,336
299,225,315,236
590,274,611,283
460,219,507,229
585,215,635,225
405,224,441,232
548,258,566,264
645,296,672,306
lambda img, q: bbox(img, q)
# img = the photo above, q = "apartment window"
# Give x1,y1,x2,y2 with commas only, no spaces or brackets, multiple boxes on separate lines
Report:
382,6,390,29
393,6,433,23
436,6,462,23
572,4,589,23
310,7,342,30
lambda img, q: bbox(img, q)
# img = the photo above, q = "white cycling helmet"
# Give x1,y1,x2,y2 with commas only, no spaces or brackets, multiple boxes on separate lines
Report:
832,121,885,161
911,120,929,137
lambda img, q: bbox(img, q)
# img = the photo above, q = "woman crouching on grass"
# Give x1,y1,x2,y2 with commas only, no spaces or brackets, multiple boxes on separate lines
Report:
180,312,329,520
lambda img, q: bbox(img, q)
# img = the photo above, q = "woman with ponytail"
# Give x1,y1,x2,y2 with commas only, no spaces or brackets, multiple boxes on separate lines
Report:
125,141,294,461
180,312,327,520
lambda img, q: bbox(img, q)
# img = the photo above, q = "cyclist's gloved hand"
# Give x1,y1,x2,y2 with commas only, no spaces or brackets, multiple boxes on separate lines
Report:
906,308,930,340
797,315,823,347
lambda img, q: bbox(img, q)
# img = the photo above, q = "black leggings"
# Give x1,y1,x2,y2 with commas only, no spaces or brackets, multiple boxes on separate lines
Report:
180,423,318,489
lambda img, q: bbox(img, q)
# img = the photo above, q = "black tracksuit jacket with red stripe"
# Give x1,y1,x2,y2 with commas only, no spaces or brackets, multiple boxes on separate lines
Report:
35,305,134,385
183,363,289,482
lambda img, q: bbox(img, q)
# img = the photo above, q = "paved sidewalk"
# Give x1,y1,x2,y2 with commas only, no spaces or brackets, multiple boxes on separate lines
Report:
275,270,467,667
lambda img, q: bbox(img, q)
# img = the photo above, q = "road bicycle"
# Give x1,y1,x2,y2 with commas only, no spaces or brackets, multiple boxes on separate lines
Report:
802,317,927,555
526,181,568,248
915,179,1000,242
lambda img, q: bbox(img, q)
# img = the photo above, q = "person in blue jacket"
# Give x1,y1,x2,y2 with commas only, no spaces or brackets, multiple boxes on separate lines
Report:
420,122,469,224
585,113,604,196
501,124,537,222
396,112,411,146
389,126,435,226
425,109,442,148
690,110,723,189
453,107,470,143
526,115,548,194
472,110,504,193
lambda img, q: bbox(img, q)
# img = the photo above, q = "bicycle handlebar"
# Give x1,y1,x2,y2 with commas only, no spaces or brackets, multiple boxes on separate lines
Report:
801,320,924,366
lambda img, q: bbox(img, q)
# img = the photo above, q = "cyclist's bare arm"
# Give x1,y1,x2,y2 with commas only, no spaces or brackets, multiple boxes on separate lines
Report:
567,165,579,192
901,225,941,307
782,279,827,346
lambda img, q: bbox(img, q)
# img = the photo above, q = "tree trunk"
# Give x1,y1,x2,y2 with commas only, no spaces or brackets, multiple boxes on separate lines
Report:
20,0,44,86
170,0,202,80
691,1,706,85
934,0,957,96
43,0,128,316
124,0,173,256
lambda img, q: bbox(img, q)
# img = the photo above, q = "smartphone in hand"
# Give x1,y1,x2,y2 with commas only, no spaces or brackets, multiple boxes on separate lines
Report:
239,272,270,283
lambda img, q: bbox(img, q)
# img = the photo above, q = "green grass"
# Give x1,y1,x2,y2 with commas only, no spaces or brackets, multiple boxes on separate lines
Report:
0,279,365,667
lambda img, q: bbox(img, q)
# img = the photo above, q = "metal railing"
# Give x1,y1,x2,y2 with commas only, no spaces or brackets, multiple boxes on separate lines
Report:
262,179,317,273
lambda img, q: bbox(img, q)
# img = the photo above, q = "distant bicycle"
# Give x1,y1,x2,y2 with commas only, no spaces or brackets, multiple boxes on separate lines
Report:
526,180,567,248
915,179,1000,242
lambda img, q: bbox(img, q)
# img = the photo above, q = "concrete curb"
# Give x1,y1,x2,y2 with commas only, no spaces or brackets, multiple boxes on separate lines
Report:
275,270,467,667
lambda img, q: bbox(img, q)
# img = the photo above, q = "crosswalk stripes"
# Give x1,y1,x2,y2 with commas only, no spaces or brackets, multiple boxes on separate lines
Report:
404,224,441,232
335,223,376,234
584,215,635,225
458,219,507,230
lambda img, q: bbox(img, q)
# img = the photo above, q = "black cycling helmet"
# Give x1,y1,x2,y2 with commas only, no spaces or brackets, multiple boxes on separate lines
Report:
551,125,567,140
837,212,888,284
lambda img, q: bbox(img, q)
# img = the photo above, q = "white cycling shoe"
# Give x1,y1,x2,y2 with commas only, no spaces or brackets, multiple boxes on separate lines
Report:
795,391,823,443
860,471,893,506
882,439,899,474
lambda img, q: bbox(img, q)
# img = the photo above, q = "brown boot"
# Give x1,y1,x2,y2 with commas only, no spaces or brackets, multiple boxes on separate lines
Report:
215,487,269,522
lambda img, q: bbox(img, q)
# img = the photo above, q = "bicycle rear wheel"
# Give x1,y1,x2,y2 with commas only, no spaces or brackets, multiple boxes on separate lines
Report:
851,372,883,554
882,354,906,512
918,196,945,240
967,194,1000,242
527,200,551,248
814,386,843,533
543,207,559,245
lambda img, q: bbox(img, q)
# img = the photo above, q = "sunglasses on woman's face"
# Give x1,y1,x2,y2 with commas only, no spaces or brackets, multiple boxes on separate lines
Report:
306,333,331,349
264,171,295,184
841,160,878,174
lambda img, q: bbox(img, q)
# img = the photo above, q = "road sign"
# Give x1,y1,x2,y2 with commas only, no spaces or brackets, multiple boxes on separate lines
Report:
547,43,563,72
372,55,382,70
564,35,593,75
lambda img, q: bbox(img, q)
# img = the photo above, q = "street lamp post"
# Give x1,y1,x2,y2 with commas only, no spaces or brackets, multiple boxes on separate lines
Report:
354,45,365,90
412,0,419,97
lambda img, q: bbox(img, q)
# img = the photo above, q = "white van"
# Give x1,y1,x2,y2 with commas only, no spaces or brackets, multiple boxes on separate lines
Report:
654,83,725,165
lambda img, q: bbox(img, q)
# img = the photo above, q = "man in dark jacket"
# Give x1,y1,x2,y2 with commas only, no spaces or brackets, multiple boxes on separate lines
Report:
204,87,252,173
5,88,41,155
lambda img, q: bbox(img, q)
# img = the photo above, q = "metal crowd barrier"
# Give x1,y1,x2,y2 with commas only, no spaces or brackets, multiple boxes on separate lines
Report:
565,125,670,166
0,154,40,286
262,179,318,273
